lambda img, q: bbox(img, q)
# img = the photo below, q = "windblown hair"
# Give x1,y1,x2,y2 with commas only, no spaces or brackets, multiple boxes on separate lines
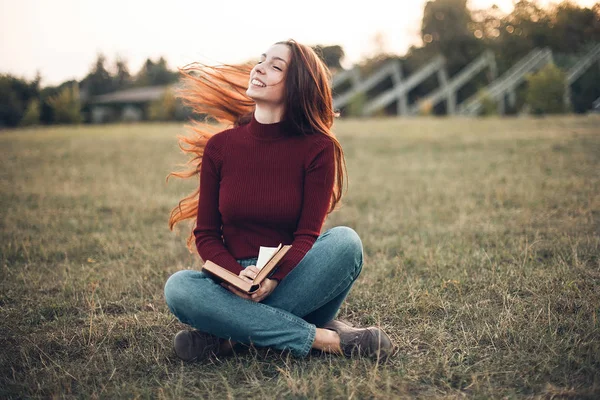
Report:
168,39,347,251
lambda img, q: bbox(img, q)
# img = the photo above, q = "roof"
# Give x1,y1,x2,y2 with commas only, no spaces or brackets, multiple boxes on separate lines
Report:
90,83,180,104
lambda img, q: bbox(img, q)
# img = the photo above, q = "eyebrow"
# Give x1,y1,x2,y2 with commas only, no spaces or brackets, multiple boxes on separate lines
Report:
260,53,288,64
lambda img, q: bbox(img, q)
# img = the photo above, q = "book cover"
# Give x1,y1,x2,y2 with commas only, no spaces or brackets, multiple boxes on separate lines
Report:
202,244,292,293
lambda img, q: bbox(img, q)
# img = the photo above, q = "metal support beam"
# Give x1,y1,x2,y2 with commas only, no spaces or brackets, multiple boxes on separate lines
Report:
437,67,455,114
563,44,600,111
391,61,407,115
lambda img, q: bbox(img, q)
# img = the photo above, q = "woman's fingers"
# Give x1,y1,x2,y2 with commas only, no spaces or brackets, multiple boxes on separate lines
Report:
223,265,270,302
251,286,265,301
245,265,260,275
239,265,259,281
251,279,277,302
242,266,259,280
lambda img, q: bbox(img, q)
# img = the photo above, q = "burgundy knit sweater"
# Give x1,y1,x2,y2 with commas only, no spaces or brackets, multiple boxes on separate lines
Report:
193,113,335,282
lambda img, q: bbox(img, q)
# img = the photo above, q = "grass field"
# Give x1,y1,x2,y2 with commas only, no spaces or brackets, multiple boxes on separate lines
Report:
1,116,599,398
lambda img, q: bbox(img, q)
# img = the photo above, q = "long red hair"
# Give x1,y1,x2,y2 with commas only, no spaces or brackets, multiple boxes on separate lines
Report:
168,39,347,251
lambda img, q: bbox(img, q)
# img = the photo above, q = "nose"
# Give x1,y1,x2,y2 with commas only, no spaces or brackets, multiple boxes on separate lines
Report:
255,63,266,75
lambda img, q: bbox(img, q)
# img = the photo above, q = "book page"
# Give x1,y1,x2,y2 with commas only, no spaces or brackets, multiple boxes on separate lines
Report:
254,245,291,283
256,246,280,270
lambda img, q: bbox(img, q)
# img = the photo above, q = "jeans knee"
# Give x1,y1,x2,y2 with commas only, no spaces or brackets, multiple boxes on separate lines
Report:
164,270,194,311
328,226,363,276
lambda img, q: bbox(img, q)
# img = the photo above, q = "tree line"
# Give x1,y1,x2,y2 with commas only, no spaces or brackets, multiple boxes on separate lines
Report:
0,55,179,127
1,0,599,127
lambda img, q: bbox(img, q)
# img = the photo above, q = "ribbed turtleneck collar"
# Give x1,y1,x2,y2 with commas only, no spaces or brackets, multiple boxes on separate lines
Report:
247,113,288,140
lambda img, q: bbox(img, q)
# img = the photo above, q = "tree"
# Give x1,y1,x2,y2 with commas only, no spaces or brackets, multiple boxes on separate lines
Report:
0,76,24,127
551,1,600,53
80,53,114,99
471,1,600,111
0,73,40,127
135,58,155,87
113,57,131,91
471,1,600,73
499,1,553,71
38,86,61,124
135,57,177,87
312,45,345,71
421,0,484,75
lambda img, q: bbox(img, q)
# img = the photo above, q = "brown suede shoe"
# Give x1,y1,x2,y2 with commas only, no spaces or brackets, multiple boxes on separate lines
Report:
173,330,231,362
323,320,394,360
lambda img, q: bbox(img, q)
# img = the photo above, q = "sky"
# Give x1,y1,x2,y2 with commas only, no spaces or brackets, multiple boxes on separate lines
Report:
0,0,596,86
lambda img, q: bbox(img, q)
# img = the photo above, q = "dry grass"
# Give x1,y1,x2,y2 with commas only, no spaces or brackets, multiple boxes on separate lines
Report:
1,116,599,398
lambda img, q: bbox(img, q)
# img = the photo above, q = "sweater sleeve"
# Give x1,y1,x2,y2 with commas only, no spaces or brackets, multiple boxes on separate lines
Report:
193,133,243,275
269,138,336,281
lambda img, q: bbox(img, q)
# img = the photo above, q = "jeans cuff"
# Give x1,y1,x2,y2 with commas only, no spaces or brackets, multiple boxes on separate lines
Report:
298,323,316,357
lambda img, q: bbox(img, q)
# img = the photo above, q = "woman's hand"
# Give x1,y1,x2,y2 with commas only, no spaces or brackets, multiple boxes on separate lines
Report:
250,278,278,302
221,265,279,302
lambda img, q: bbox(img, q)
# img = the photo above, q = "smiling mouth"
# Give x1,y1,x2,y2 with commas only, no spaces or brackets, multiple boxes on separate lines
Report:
251,78,266,88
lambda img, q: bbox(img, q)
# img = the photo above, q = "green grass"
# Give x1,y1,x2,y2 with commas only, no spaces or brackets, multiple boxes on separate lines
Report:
1,116,599,398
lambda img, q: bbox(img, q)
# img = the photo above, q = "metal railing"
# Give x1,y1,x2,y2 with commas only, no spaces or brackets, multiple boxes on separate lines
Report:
363,55,446,116
333,60,402,110
330,43,599,116
458,48,553,115
409,51,497,115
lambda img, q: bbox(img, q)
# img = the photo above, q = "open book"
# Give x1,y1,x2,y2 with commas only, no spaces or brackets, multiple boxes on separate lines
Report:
201,244,292,294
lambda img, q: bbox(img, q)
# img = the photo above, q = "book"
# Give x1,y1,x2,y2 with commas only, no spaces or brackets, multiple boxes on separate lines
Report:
256,245,280,270
201,244,292,294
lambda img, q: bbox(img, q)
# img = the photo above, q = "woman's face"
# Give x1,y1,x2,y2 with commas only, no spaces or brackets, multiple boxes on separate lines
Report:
246,43,291,105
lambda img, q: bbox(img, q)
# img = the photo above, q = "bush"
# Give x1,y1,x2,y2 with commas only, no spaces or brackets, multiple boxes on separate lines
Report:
20,99,41,126
148,88,177,121
47,84,83,124
477,90,498,116
526,63,567,115
418,99,434,116
344,92,367,118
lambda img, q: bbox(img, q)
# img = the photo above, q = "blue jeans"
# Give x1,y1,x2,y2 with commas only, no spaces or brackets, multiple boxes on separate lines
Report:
164,226,363,357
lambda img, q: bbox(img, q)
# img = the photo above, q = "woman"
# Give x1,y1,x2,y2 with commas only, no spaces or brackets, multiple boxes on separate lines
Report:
164,39,393,361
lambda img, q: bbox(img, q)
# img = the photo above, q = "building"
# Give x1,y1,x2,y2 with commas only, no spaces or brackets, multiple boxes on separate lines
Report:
88,84,180,123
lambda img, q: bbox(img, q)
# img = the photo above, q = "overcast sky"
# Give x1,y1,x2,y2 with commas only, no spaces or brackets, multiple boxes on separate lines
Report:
0,0,596,86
